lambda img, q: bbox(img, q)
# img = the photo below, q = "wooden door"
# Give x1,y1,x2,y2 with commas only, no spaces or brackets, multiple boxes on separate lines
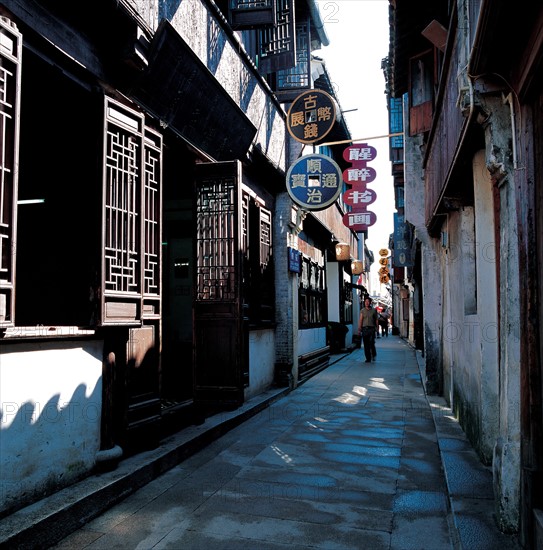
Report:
193,161,245,410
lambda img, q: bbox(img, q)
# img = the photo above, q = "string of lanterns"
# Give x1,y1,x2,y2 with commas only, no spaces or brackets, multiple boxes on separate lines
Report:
335,242,364,275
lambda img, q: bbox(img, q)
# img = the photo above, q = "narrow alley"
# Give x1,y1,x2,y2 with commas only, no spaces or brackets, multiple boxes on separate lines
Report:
32,337,520,550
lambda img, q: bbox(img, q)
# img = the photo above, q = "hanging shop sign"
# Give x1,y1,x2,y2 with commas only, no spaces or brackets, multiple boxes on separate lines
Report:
286,154,342,211
341,143,378,231
342,144,377,163
288,247,302,273
393,213,414,267
379,248,390,284
286,90,337,144
342,166,377,185
342,187,377,208
342,210,377,232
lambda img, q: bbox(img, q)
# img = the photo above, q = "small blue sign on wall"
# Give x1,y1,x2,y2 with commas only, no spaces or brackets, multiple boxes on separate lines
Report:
288,247,302,273
286,154,343,211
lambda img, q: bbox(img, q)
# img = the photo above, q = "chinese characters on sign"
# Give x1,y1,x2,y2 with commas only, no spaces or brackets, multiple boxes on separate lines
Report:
286,90,337,144
342,188,377,208
341,143,378,232
288,247,302,273
286,154,343,211
378,248,390,284
393,213,414,267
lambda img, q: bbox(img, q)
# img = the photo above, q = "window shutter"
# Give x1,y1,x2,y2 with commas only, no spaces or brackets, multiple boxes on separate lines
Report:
229,0,276,30
0,18,22,327
258,206,274,324
260,207,271,269
408,51,434,135
258,0,296,74
101,97,162,325
142,127,162,319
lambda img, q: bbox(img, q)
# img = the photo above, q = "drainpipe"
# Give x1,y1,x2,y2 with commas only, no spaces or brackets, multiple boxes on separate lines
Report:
502,92,518,170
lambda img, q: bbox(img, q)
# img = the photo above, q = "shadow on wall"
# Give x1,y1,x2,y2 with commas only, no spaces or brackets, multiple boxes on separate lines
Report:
0,380,102,519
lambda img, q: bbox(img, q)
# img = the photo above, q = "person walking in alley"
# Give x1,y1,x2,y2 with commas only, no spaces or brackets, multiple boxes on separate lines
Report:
358,297,378,363
379,307,390,337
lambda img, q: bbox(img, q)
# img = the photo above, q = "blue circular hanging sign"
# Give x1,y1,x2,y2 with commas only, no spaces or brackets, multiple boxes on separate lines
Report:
286,154,343,211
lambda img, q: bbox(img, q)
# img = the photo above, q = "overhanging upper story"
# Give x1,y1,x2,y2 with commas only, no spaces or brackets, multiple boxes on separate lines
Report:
1,0,333,173
388,0,543,235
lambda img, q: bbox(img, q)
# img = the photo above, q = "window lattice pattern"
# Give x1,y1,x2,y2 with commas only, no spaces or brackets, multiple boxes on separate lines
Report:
0,63,16,282
259,0,293,58
300,261,324,292
301,259,309,289
260,209,271,269
232,0,272,9
299,258,326,327
241,194,249,253
143,134,161,296
389,96,404,149
196,178,236,301
105,125,140,293
277,22,309,90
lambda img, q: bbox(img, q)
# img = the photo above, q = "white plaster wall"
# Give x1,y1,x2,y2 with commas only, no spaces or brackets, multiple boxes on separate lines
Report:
127,0,158,29
479,94,522,530
298,327,327,356
420,232,443,396
0,340,103,515
443,209,483,435
407,284,415,347
403,107,426,230
473,150,500,461
440,223,453,406
494,173,521,531
245,329,276,400
404,114,444,393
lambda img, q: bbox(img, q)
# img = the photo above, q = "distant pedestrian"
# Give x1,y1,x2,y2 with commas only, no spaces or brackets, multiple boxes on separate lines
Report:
379,307,390,337
358,297,378,363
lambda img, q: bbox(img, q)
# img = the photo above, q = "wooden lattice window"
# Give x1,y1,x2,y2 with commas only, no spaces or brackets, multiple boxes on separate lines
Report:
143,129,161,306
241,193,249,257
275,19,311,100
258,0,295,74
260,208,271,269
193,161,246,404
341,278,353,324
0,18,22,327
241,191,274,326
102,98,162,324
196,174,237,302
299,257,326,328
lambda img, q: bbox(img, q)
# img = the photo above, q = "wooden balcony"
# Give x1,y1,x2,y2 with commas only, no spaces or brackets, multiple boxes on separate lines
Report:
423,0,481,233
423,14,468,233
